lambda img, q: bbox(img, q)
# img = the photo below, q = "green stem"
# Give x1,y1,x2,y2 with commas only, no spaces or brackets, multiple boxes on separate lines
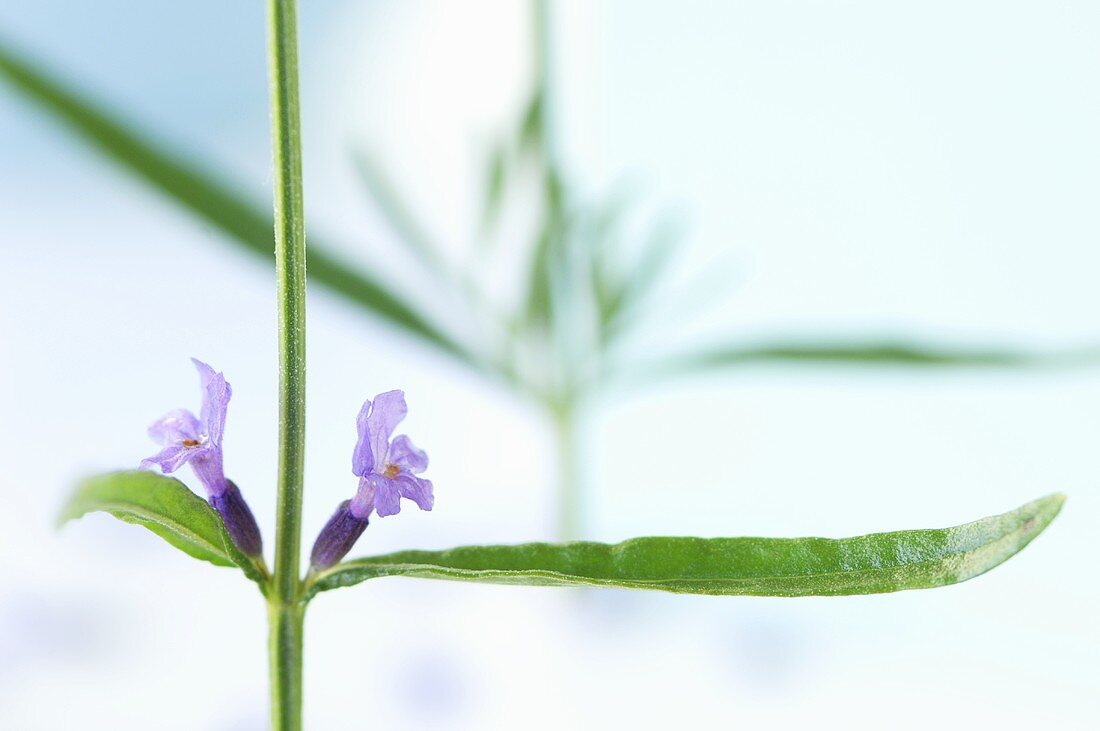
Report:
267,599,304,731
534,1,583,541
266,0,307,729
554,398,584,540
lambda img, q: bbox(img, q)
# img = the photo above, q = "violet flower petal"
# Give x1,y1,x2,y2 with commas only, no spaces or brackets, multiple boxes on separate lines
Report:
366,390,407,470
192,358,231,447
189,452,228,497
140,443,198,474
394,473,434,511
147,409,202,444
349,473,377,518
387,434,428,474
369,473,403,517
351,398,374,477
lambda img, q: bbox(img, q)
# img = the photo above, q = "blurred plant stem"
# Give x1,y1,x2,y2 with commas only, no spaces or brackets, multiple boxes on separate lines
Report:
551,396,585,540
266,0,307,728
526,0,577,538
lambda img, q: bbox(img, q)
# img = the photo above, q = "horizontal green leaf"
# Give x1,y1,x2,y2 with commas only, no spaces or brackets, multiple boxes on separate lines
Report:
646,340,1100,377
0,40,472,365
59,470,266,585
307,494,1063,599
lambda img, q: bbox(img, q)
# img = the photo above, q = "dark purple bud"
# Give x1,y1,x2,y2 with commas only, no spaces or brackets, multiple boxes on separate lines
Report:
310,500,369,569
210,480,263,557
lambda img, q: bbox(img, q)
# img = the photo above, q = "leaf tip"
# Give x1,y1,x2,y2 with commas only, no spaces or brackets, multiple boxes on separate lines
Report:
1010,492,1066,548
1035,491,1066,519
55,475,97,530
54,506,74,531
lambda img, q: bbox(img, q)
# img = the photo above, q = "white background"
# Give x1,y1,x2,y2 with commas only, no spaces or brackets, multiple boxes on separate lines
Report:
1,1,1098,728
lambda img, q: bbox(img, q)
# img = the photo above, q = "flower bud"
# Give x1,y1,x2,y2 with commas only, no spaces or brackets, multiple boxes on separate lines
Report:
210,480,263,557
310,500,369,569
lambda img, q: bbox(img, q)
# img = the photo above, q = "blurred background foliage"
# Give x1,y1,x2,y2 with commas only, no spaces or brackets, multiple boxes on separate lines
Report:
1,0,1096,540
4,3,1100,728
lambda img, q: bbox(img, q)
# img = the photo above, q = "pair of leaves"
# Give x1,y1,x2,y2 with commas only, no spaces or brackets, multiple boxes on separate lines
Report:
59,471,1064,602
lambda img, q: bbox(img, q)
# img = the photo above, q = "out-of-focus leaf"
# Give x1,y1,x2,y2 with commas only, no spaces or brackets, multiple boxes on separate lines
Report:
523,220,559,328
306,494,1062,599
0,40,473,365
482,143,508,232
543,166,564,215
648,340,1100,376
59,471,267,585
586,209,631,339
351,148,448,277
519,89,543,153
599,217,681,341
521,165,571,327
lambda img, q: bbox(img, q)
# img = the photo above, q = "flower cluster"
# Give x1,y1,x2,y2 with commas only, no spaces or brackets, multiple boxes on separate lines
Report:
141,361,432,568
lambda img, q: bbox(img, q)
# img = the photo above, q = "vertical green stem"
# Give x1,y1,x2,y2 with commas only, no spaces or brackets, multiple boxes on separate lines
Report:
267,601,304,731
533,0,584,540
554,398,584,540
266,0,307,729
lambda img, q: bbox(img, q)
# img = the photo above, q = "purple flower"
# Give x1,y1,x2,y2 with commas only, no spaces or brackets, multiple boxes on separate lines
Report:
142,359,229,495
142,359,263,557
310,390,433,569
349,391,434,518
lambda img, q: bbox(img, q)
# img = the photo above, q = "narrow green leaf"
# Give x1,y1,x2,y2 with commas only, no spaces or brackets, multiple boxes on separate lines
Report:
350,148,448,278
522,167,570,329
0,39,472,365
482,143,508,233
618,218,679,308
646,340,1100,377
524,225,557,327
306,494,1062,599
59,470,266,585
518,89,543,152
599,216,681,342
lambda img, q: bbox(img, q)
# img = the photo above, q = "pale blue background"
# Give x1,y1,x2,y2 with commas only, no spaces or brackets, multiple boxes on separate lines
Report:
2,1,1098,729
